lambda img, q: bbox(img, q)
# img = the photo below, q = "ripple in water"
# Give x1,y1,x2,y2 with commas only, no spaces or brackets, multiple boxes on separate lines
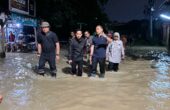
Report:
150,52,170,100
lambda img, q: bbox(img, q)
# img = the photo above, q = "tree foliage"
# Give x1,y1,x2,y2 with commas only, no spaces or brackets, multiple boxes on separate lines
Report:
36,0,109,30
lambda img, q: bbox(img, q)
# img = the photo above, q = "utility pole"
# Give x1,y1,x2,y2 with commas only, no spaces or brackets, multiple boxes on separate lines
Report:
148,0,155,39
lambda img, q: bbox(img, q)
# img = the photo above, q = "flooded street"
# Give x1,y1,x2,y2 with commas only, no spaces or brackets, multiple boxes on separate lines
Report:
0,52,170,110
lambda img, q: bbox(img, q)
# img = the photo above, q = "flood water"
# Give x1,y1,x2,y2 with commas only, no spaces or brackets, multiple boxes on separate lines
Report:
0,52,170,110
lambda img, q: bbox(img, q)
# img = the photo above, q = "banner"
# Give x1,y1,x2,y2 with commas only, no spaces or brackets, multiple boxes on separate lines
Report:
9,0,36,16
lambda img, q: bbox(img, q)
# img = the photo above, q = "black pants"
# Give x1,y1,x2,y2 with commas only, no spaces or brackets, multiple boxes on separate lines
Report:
108,62,119,72
91,57,106,76
88,64,92,76
38,53,56,72
71,60,83,76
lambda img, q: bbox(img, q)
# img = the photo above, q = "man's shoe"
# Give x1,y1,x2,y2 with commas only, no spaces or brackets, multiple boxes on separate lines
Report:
51,70,57,78
89,74,97,80
37,69,45,76
77,74,82,77
113,70,118,72
99,74,105,78
51,73,57,78
90,73,96,77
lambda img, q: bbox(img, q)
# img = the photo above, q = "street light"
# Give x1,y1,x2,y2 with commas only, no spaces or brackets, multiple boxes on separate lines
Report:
160,14,170,20
16,23,21,28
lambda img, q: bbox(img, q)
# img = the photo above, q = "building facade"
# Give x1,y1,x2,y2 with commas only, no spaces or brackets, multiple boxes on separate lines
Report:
0,0,37,55
6,0,37,44
161,1,170,54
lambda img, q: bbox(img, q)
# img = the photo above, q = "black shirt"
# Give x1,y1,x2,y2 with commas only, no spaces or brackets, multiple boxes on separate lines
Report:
37,31,59,53
69,37,86,61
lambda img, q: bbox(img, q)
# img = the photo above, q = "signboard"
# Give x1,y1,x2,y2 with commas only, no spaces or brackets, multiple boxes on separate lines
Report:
9,0,29,15
9,0,36,17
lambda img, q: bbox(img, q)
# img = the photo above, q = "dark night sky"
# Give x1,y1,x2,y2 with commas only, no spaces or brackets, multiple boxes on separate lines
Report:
104,0,163,22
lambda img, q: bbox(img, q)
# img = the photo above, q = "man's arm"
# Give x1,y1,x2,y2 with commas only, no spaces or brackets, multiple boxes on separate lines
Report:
37,43,42,55
37,33,42,55
68,41,73,64
90,45,94,56
53,33,60,61
121,42,125,59
56,42,60,56
55,42,60,63
102,33,110,42
0,95,3,104
89,45,94,64
68,41,73,60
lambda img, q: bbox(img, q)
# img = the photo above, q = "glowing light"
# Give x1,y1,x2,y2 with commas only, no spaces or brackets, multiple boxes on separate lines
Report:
160,14,170,20
16,23,21,27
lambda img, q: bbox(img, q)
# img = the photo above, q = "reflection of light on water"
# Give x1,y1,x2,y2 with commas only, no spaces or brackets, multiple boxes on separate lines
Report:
0,54,36,108
150,81,170,90
154,60,169,75
149,53,170,108
10,89,29,104
7,79,33,107
14,57,23,61
153,92,170,99
155,74,170,80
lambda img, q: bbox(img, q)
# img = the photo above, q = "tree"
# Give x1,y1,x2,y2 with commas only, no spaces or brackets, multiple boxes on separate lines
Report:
36,0,109,34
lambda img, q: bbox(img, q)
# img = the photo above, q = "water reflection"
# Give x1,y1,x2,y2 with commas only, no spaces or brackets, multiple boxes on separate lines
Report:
7,80,33,106
149,52,170,109
0,52,170,110
0,53,37,109
151,81,170,90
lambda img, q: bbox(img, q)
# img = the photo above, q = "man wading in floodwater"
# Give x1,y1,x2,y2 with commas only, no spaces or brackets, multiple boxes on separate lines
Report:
37,22,60,77
90,25,108,78
68,29,86,77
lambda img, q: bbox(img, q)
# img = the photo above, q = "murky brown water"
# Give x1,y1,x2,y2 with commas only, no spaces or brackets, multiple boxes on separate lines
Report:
0,52,170,110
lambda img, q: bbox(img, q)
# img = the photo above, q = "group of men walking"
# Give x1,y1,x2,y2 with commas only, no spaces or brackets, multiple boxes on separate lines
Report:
36,21,125,79
68,25,125,78
0,22,125,104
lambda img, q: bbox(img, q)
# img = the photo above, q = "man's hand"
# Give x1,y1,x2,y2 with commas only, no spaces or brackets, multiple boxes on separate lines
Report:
68,60,72,64
89,56,92,65
102,33,107,38
37,53,40,57
37,44,42,57
56,55,60,63
106,57,109,62
56,43,60,63
122,55,125,60
0,95,3,104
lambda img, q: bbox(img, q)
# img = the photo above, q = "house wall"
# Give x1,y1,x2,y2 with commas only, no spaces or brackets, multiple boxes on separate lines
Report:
168,25,170,54
162,23,170,54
